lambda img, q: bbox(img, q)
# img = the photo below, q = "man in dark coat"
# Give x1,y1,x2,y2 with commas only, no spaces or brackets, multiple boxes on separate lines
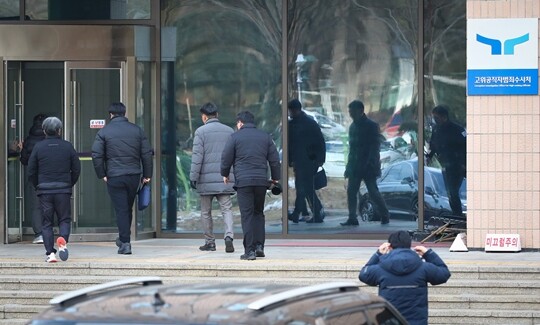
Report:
287,99,326,223
221,111,281,260
359,230,451,325
20,113,47,244
426,105,466,216
91,102,153,255
27,117,80,263
342,100,389,226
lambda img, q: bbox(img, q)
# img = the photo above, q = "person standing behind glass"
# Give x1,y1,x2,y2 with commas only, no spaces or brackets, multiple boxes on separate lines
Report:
27,117,80,263
221,111,281,260
190,102,236,253
341,100,389,226
20,113,48,244
287,99,326,223
426,105,466,217
91,102,153,255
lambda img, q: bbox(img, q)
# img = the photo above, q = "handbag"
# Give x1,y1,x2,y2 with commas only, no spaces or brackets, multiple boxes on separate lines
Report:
314,167,327,190
137,183,151,211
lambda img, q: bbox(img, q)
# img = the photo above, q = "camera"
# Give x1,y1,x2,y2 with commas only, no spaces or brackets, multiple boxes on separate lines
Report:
267,181,282,195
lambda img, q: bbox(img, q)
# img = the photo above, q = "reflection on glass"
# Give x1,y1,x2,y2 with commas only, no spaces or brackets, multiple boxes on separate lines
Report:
423,0,466,228
0,0,19,19
25,0,151,20
288,0,419,234
161,0,282,234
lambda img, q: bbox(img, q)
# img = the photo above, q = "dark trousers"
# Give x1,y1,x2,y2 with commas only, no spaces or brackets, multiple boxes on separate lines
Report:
293,166,323,219
236,186,267,254
40,193,71,255
347,175,389,222
27,181,42,236
106,175,140,243
442,167,464,216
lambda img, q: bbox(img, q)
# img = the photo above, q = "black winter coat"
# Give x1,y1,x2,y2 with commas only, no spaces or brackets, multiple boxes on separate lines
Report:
91,116,153,179
221,123,280,188
428,120,466,170
20,123,46,166
27,136,81,195
345,114,381,179
288,111,326,169
359,248,451,325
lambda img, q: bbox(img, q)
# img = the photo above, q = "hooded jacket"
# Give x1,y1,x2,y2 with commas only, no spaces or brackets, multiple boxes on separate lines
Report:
359,248,451,325
20,122,46,166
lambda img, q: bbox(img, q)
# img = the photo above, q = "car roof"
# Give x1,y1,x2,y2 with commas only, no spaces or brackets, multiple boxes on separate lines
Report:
35,278,395,325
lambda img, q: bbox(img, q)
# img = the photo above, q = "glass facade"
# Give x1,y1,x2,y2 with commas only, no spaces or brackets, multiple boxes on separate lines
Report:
25,0,151,20
160,0,466,237
160,1,283,234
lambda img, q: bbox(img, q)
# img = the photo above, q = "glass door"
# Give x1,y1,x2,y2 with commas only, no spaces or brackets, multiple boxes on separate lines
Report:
65,61,122,240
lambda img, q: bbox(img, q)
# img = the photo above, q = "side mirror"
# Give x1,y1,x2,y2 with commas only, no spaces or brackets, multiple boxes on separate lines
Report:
401,176,414,184
425,186,436,197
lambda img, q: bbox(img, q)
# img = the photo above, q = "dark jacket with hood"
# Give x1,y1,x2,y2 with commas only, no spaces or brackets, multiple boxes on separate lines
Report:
27,136,81,195
359,248,451,325
20,121,46,166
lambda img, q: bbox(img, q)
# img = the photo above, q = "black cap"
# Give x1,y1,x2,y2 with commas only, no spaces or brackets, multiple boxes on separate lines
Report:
200,102,218,115
109,102,126,115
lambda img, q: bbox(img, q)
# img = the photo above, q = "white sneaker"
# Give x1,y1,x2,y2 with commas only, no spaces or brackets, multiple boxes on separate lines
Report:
32,235,43,244
46,252,57,263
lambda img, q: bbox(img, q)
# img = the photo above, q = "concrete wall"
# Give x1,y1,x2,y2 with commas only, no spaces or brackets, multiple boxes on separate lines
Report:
467,0,540,249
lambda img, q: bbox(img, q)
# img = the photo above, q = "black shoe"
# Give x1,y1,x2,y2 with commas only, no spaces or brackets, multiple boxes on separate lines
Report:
115,237,122,248
225,237,234,253
118,242,132,255
199,242,216,251
306,217,323,223
240,251,256,260
288,212,299,223
255,244,265,257
340,218,359,226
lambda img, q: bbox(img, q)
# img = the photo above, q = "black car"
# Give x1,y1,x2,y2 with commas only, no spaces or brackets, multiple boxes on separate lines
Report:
29,277,407,325
358,158,466,222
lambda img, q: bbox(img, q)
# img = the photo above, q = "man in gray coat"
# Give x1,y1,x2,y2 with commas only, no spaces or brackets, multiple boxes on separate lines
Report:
190,102,236,253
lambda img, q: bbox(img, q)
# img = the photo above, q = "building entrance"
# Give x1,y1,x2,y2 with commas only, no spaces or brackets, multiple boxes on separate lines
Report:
5,61,123,243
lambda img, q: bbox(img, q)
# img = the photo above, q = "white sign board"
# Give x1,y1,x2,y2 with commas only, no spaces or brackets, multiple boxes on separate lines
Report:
467,18,538,95
485,234,521,252
90,119,106,129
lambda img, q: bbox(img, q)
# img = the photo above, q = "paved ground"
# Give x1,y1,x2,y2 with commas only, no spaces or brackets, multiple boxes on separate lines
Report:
0,238,538,267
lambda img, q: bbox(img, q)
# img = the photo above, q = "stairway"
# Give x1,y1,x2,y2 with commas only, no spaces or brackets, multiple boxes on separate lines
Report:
0,261,539,324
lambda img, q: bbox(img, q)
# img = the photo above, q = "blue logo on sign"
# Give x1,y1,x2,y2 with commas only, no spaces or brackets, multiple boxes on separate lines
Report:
476,33,529,55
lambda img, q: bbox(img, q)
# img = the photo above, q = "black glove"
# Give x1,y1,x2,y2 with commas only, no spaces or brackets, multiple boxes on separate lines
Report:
190,181,197,189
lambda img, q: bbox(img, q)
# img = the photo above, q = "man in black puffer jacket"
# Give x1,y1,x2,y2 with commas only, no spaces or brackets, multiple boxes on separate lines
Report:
359,231,451,325
27,117,80,263
91,102,153,255
221,111,281,261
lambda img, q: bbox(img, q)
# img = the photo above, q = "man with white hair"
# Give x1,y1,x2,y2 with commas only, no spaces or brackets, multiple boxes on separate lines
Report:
27,117,80,263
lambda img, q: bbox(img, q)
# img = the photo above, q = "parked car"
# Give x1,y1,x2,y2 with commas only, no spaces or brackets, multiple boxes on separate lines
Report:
304,110,347,140
324,140,347,178
29,277,408,325
358,158,466,222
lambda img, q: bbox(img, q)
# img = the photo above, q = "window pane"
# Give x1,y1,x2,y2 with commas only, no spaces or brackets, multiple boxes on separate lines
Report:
160,0,282,234
25,0,151,20
287,0,418,234
0,0,19,20
423,0,467,230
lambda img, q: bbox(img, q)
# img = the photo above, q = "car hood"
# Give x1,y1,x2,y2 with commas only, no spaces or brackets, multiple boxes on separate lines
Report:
379,249,423,275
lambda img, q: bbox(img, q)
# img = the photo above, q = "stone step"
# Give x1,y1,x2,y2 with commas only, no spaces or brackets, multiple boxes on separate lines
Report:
429,294,540,310
1,304,47,320
2,262,539,281
429,279,540,295
429,309,540,325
